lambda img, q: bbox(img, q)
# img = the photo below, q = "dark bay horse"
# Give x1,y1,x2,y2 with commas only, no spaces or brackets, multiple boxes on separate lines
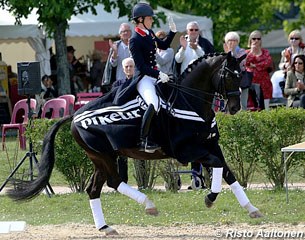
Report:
7,53,262,236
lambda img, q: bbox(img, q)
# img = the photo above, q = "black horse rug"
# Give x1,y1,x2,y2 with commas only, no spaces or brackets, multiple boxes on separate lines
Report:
73,85,218,165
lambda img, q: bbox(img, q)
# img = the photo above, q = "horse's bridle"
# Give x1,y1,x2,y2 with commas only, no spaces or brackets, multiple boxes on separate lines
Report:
217,58,241,99
161,54,241,111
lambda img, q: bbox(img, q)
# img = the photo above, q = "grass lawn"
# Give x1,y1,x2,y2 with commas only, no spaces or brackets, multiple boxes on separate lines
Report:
0,188,304,226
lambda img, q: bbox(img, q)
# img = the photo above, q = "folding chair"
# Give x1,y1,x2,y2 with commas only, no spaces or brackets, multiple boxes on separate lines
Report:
74,92,103,111
58,94,75,115
41,98,67,119
2,98,36,150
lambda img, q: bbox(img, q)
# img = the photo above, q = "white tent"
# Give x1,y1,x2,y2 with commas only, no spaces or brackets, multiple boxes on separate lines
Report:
1,5,213,39
0,5,213,73
67,5,213,42
0,9,52,76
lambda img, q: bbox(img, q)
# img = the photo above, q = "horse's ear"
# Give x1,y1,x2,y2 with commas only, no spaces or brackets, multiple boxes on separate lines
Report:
238,54,247,63
226,51,234,61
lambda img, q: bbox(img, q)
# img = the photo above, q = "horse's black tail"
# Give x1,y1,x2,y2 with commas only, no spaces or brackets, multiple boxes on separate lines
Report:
7,115,73,201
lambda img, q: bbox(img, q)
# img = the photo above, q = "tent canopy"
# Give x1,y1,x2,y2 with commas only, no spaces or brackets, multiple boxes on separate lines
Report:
67,5,213,42
0,25,43,40
0,5,213,40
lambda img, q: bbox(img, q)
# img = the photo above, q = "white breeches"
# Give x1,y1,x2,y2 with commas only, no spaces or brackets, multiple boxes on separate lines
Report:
137,75,160,112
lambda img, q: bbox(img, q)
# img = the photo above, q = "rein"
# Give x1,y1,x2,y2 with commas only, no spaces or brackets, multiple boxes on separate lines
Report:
161,81,226,112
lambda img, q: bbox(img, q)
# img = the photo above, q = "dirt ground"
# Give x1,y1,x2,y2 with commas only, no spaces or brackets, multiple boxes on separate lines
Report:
2,223,305,240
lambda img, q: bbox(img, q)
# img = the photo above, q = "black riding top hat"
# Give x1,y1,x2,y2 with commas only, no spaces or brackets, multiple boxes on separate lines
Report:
132,3,155,19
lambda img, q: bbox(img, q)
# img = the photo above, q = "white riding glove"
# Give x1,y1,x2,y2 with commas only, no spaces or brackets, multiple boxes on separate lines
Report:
158,71,169,83
168,16,177,33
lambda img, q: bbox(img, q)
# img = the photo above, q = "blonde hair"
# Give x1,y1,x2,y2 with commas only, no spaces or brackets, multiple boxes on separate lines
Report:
224,31,240,44
288,30,303,42
247,30,262,48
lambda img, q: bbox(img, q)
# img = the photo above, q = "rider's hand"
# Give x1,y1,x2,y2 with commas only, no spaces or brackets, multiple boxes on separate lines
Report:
158,71,169,83
168,16,177,33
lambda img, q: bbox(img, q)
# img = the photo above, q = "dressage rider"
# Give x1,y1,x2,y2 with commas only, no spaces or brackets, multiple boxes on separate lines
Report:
129,3,177,153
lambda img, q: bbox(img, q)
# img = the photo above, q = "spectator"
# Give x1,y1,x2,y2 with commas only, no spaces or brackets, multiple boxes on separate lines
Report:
279,30,305,74
223,31,248,110
112,57,135,88
111,57,136,183
49,47,57,87
36,75,58,118
155,30,174,75
245,30,273,111
89,50,104,92
174,21,214,189
174,21,214,76
67,47,83,95
270,70,287,106
67,46,84,75
102,23,132,92
284,54,305,109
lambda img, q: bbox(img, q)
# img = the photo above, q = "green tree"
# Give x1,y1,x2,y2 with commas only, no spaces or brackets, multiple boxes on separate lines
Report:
153,0,303,51
2,0,305,90
0,0,136,95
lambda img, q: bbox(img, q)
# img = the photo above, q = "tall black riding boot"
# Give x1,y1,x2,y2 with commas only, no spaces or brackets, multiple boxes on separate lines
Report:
139,104,160,153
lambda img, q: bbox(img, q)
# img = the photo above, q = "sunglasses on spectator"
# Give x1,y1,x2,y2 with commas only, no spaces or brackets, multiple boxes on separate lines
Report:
294,61,303,65
290,37,300,40
252,38,261,41
188,29,199,32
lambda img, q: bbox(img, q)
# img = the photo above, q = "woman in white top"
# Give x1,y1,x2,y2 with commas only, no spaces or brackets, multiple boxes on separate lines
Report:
279,30,305,73
223,31,248,110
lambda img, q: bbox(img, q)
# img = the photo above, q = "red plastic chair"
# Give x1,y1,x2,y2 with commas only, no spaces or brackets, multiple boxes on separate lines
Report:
58,94,75,115
41,98,67,119
74,92,103,111
2,98,36,150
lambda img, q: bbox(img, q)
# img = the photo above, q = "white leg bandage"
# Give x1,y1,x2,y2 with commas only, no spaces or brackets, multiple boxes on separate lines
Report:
117,182,147,204
230,181,249,207
211,167,223,193
90,198,106,230
230,181,258,213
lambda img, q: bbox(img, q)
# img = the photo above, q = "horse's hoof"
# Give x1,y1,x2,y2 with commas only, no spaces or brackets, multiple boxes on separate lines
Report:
204,195,214,208
249,210,263,218
145,207,159,216
101,226,119,236
105,229,119,236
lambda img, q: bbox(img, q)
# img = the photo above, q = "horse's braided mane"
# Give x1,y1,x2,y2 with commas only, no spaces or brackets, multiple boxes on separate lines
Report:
181,52,227,76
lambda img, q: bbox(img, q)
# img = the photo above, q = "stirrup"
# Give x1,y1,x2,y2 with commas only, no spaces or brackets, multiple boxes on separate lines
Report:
138,140,160,153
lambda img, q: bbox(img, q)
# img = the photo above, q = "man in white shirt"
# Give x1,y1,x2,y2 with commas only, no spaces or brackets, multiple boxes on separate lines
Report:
102,23,132,92
174,21,215,190
174,21,214,75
